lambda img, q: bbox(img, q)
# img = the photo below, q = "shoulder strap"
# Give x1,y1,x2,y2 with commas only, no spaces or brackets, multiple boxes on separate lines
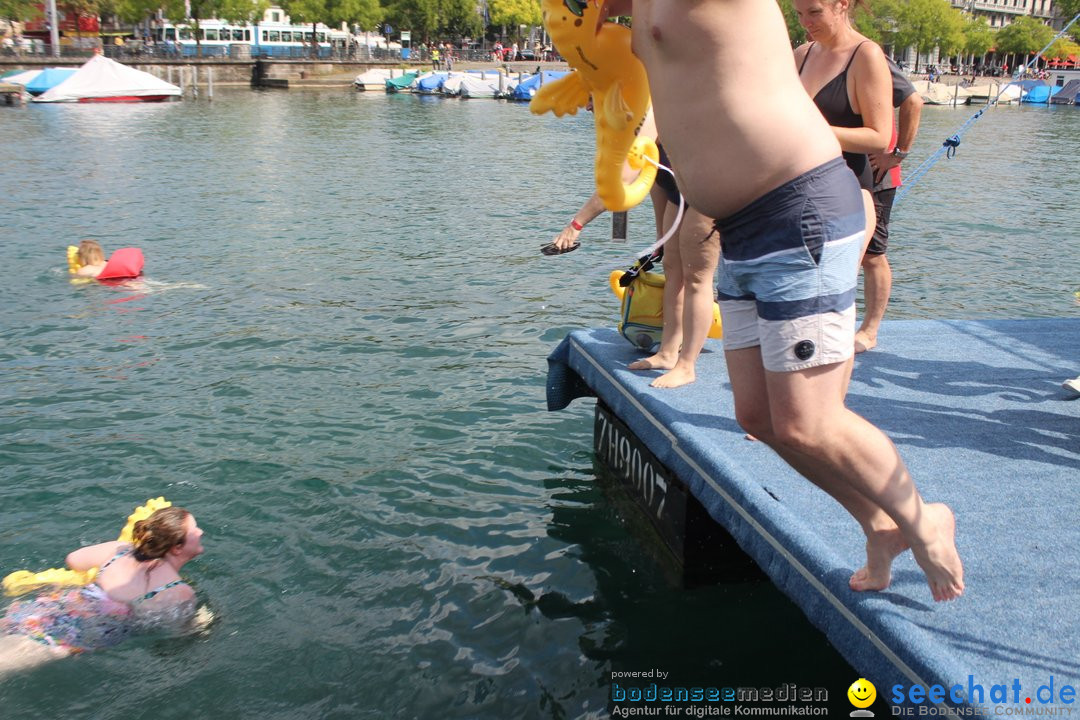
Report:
843,40,870,73
798,42,816,74
99,545,132,572
137,579,189,602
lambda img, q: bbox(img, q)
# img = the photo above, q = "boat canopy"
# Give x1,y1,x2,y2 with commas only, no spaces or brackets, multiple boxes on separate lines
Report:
1049,79,1080,105
509,70,572,101
33,55,181,103
25,68,76,96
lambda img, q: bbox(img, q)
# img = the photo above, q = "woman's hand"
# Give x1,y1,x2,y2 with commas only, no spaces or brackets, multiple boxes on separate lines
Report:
553,223,582,250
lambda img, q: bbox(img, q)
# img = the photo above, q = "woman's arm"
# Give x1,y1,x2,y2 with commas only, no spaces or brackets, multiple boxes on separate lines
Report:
552,192,607,250
66,540,125,572
833,41,892,154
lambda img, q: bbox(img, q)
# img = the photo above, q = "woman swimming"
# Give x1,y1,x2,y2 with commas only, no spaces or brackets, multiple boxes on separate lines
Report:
0,507,204,678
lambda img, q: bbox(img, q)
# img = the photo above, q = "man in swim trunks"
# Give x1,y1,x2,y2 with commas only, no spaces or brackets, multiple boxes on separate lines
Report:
603,0,963,601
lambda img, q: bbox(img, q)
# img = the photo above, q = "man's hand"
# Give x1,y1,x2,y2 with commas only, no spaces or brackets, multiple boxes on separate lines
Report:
869,151,901,187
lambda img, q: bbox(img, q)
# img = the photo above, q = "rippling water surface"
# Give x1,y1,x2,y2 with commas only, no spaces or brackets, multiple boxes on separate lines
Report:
1,90,1077,718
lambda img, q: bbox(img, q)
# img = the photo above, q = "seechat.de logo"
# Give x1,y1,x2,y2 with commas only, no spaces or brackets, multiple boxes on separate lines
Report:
849,678,877,717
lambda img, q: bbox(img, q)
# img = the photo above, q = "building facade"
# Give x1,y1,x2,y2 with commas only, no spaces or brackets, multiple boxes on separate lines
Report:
950,0,1063,29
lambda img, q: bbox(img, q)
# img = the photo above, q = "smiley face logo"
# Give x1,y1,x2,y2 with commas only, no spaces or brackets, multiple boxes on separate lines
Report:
848,678,877,708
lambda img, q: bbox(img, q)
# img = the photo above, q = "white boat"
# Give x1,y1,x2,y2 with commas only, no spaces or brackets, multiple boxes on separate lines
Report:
33,55,180,103
458,72,509,99
353,68,394,90
919,81,972,106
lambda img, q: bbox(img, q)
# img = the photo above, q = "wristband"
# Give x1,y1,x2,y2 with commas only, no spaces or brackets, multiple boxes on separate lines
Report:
570,219,584,231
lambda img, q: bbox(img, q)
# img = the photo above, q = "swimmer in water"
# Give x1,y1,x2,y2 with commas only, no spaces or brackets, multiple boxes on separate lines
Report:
74,239,107,278
0,506,206,678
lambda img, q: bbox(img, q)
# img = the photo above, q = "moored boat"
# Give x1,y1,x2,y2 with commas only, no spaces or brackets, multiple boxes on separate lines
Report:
33,55,180,103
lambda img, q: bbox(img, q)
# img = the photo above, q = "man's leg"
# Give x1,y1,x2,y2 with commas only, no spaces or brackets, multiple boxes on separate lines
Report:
653,209,719,388
727,347,917,591
856,189,895,353
856,252,891,352
762,359,964,601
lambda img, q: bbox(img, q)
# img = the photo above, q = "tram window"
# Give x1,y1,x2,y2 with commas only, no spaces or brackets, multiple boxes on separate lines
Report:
165,28,176,40
179,27,192,40
284,31,295,41
268,31,280,42
317,33,326,42
232,29,244,41
204,29,218,40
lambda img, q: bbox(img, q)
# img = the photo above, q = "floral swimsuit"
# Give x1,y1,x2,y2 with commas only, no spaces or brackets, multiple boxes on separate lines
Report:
1,545,189,654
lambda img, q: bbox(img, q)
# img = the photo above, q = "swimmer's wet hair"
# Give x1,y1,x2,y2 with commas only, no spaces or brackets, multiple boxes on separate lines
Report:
132,506,190,561
78,239,105,266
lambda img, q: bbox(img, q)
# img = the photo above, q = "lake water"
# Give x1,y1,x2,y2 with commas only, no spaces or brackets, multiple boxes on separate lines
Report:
1,89,1077,719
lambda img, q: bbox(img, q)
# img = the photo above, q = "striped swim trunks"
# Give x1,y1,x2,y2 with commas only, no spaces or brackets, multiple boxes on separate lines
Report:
714,157,865,372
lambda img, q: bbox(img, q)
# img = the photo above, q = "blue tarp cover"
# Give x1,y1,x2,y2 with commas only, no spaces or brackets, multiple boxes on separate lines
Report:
25,68,76,96
510,70,572,101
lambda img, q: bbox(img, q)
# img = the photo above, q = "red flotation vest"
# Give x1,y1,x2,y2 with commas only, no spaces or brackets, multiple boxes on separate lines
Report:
97,248,144,280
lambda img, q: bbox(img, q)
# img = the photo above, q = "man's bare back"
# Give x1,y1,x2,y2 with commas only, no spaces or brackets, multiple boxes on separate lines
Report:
608,0,841,218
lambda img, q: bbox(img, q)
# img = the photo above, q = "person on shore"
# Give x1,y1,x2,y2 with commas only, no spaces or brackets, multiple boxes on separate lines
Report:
0,507,205,678
74,239,108,278
431,45,441,71
860,59,924,353
604,0,963,601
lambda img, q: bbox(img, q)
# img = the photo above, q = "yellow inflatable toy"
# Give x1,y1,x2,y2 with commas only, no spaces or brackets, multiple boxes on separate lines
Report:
609,270,722,350
530,0,658,212
2,497,172,597
67,245,83,274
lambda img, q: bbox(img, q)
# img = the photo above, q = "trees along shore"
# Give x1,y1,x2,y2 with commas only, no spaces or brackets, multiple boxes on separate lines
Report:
777,0,1080,73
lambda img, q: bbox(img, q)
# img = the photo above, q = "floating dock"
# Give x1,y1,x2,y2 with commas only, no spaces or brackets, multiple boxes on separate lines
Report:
547,317,1080,711
0,82,24,106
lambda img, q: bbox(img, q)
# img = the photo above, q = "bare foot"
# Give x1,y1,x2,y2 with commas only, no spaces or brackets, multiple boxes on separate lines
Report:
854,330,877,354
651,363,696,388
850,525,909,592
909,503,965,602
628,352,677,371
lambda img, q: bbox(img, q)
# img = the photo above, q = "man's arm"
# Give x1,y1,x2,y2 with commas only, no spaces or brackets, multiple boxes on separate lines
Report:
869,91,923,185
893,91,923,156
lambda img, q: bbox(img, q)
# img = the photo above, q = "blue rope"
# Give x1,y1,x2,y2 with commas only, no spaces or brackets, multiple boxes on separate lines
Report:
894,11,1079,207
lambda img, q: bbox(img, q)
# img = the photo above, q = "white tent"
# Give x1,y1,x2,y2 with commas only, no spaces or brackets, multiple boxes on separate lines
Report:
34,54,181,103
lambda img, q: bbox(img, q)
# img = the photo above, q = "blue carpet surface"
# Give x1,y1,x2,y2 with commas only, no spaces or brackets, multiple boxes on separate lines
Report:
547,318,1080,709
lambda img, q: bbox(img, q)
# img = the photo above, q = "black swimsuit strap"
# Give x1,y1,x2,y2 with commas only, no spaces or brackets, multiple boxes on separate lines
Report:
842,40,870,74
799,39,869,77
798,42,815,74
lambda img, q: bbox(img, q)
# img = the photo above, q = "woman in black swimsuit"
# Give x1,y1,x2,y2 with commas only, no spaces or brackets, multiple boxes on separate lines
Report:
793,0,892,192
793,0,891,264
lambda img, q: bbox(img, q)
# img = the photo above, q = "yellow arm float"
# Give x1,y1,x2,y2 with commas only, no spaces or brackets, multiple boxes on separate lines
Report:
67,245,83,274
530,0,658,212
2,497,172,597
